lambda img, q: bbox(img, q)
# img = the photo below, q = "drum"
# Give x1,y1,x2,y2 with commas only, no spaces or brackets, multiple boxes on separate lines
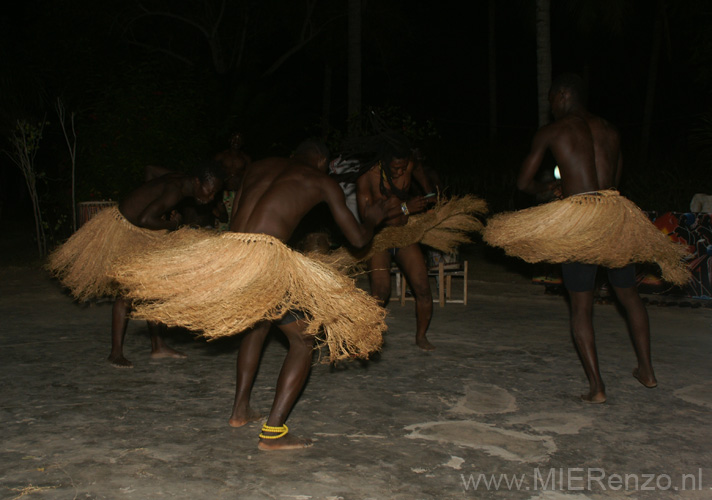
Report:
77,201,118,228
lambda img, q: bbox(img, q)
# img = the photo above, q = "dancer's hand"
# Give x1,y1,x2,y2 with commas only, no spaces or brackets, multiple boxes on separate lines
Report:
406,194,437,215
169,210,183,229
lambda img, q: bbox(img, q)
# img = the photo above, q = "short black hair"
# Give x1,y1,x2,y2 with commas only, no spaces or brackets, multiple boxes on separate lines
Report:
191,160,225,185
377,132,412,165
550,73,587,103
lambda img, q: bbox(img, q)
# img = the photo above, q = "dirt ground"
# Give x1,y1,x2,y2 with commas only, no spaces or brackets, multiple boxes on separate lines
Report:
1,244,712,500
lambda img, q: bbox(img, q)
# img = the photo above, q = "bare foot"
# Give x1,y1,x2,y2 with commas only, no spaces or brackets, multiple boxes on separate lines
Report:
150,346,187,360
258,433,313,451
580,391,607,404
633,368,658,388
416,337,436,351
228,409,263,428
108,354,133,369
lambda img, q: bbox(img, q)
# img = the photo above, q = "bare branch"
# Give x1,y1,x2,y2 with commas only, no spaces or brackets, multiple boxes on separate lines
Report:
230,8,249,72
125,1,228,73
300,0,318,41
261,12,342,78
124,40,196,67
207,0,227,40
132,2,211,38
56,98,78,231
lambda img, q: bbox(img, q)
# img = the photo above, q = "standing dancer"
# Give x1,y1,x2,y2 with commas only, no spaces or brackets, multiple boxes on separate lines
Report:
226,140,390,450
355,134,438,350
483,73,689,403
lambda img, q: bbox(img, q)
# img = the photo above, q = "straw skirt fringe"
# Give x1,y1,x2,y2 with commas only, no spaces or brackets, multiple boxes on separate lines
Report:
321,194,488,272
481,190,691,285
46,207,167,301
110,230,386,363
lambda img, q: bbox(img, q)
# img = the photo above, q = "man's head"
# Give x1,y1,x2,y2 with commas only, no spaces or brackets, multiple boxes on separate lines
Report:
377,132,413,180
229,132,245,150
292,140,330,171
549,73,587,119
191,160,225,204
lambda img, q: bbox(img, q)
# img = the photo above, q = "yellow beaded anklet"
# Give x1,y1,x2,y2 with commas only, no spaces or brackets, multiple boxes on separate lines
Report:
259,423,289,440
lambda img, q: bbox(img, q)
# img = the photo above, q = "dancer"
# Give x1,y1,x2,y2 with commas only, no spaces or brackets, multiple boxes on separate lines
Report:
214,132,252,230
111,140,483,447
483,73,690,403
47,162,223,367
226,140,390,450
355,134,438,350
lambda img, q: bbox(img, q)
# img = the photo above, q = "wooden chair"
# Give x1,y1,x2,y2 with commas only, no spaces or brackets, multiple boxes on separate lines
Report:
393,259,468,307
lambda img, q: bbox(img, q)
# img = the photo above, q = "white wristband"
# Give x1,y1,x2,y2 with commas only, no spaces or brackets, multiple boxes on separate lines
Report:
401,202,409,215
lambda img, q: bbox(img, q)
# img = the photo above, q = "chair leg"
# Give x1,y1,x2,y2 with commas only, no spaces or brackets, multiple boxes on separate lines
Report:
401,274,407,306
438,261,445,307
463,260,468,305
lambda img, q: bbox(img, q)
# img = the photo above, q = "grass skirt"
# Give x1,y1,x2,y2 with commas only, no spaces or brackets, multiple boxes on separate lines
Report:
110,230,386,363
46,207,168,301
319,194,488,273
481,190,691,285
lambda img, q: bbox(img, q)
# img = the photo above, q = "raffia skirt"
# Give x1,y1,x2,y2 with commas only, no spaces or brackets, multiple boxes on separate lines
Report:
317,194,488,273
46,207,167,301
481,190,691,286
110,230,386,363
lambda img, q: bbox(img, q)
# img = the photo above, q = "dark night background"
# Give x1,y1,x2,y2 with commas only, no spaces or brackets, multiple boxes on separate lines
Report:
2,0,712,260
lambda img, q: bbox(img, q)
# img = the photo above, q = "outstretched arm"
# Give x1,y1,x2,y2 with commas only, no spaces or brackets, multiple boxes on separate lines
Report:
328,178,386,248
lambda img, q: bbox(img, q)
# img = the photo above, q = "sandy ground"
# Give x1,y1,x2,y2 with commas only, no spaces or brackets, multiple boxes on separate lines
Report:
1,250,712,499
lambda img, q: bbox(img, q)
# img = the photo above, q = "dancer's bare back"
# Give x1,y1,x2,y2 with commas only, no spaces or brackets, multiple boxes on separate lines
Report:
230,157,388,246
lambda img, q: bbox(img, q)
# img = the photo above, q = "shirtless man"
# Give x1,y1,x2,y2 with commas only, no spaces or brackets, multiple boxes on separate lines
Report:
356,136,437,350
516,73,656,403
215,132,252,178
108,162,223,367
213,132,252,229
227,140,390,450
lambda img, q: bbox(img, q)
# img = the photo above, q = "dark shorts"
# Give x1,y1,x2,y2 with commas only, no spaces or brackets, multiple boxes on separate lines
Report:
276,309,307,326
561,262,637,292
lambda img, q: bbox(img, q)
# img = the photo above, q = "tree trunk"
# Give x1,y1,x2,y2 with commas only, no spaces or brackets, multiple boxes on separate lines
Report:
30,184,46,258
347,0,362,136
19,167,46,258
321,63,332,138
536,0,552,128
640,0,665,165
488,0,497,143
